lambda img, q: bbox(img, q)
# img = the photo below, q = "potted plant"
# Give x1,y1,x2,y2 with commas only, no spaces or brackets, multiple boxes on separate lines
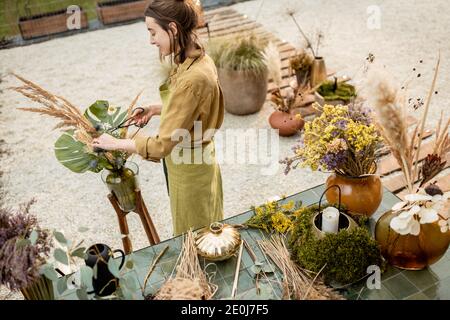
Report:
315,77,357,106
281,103,384,217
367,56,450,270
18,4,88,40
207,34,268,115
96,0,149,26
289,49,314,89
263,42,306,137
11,74,141,212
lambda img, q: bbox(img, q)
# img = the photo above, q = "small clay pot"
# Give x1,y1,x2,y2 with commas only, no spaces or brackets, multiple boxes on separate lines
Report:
268,110,305,137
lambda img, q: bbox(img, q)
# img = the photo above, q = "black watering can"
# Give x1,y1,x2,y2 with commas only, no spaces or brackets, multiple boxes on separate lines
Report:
84,243,125,297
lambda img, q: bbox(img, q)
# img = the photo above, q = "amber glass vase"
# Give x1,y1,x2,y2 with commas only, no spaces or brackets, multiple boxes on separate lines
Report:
325,172,383,217
375,210,450,270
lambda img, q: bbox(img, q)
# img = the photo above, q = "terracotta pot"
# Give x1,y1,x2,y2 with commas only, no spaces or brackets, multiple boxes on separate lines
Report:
326,173,383,217
310,57,327,88
375,210,450,270
218,68,268,115
268,110,304,137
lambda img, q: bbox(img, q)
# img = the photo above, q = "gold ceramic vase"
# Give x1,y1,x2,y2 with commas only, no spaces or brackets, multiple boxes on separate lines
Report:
195,222,241,261
310,57,327,88
375,210,450,270
326,172,383,217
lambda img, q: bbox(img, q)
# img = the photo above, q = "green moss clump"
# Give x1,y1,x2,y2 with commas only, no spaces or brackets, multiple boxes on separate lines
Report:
288,205,383,285
317,80,357,103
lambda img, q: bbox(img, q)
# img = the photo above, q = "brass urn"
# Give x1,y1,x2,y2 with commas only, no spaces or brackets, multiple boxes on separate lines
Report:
195,222,241,261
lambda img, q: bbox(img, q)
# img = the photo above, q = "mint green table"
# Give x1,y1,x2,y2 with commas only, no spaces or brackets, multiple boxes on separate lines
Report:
57,184,450,300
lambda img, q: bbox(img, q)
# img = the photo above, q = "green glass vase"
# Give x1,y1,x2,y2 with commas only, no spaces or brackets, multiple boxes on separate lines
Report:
102,161,139,212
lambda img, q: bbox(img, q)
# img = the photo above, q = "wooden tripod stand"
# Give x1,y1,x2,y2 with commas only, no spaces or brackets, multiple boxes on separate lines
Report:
108,189,160,254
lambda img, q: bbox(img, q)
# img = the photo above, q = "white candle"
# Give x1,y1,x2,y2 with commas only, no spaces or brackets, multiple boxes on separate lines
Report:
321,207,340,234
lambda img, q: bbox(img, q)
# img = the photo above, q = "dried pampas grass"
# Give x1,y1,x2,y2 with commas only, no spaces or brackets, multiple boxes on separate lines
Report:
154,230,217,300
10,73,96,135
263,42,282,87
258,235,343,300
364,54,446,192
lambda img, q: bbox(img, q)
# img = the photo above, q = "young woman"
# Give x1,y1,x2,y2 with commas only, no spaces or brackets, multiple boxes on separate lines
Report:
92,0,224,236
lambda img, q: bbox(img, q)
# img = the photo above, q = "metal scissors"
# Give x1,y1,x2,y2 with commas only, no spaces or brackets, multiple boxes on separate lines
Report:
107,107,146,133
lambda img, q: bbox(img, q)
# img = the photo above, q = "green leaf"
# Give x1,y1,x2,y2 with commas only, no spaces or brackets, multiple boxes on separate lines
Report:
78,226,89,233
53,231,67,245
54,248,69,265
57,277,68,295
262,264,275,274
108,259,120,278
250,265,263,275
80,266,93,289
121,274,139,292
71,247,87,259
42,266,59,281
15,238,31,248
84,100,127,129
76,288,89,300
29,230,38,245
54,130,102,174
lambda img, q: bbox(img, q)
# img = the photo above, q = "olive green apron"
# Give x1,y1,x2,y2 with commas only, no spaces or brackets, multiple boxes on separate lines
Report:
159,82,224,236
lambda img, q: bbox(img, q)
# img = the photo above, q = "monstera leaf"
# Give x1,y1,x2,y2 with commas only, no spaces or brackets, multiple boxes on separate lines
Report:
54,130,110,173
83,100,128,134
54,101,128,174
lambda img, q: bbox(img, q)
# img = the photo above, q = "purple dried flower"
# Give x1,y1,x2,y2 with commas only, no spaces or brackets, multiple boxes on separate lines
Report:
320,150,348,171
0,200,52,291
335,119,348,130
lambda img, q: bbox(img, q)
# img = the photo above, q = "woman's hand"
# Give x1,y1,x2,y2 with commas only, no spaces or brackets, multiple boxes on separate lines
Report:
131,105,162,127
92,134,136,153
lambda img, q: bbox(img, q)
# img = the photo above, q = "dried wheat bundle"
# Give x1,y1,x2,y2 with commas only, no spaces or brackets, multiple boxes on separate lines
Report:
258,235,343,300
10,73,96,134
154,230,217,300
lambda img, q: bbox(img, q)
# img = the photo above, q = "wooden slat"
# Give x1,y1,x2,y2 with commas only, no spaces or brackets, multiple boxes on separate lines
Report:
378,138,437,176
204,7,236,18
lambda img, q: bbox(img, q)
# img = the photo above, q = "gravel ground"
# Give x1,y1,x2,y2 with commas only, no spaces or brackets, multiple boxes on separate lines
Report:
1,0,449,299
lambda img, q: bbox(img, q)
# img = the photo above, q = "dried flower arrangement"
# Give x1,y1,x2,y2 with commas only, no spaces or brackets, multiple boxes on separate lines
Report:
286,9,324,59
258,234,343,300
289,49,314,88
0,200,52,294
365,55,449,237
245,200,302,234
281,103,383,177
0,200,93,300
10,74,142,174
